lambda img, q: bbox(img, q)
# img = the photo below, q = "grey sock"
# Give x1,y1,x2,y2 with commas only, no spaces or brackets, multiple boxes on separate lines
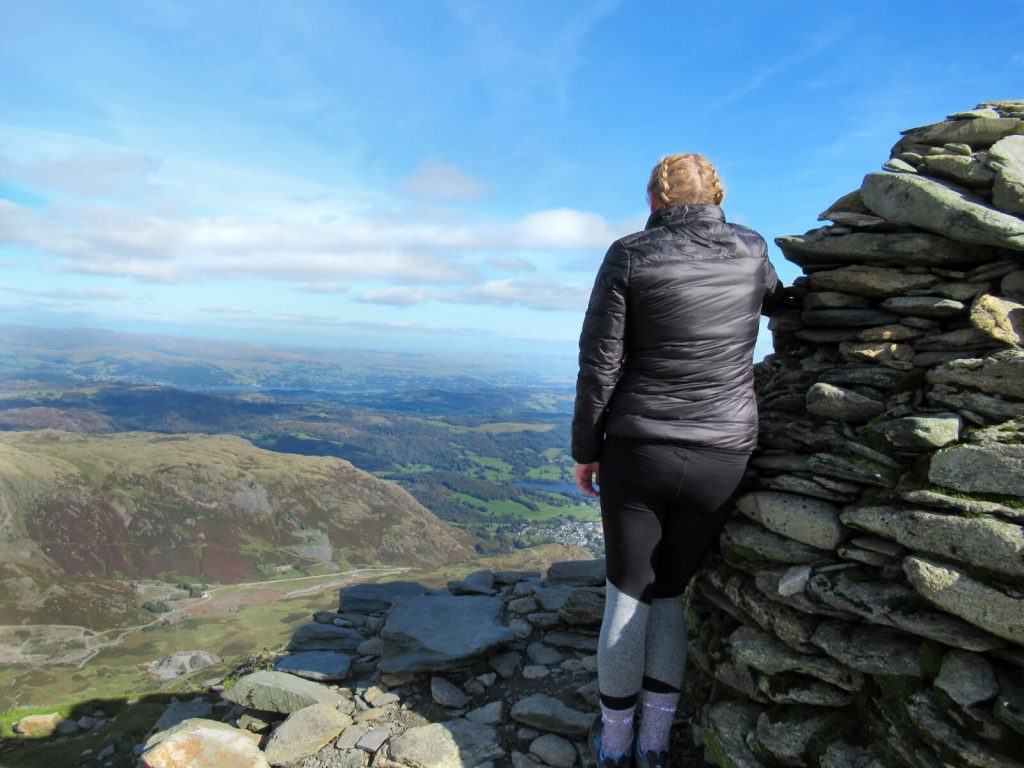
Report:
638,690,680,754
600,702,636,759
643,595,687,690
597,581,650,700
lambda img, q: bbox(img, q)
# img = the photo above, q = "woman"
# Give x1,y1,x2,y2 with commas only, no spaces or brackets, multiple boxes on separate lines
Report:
572,153,785,767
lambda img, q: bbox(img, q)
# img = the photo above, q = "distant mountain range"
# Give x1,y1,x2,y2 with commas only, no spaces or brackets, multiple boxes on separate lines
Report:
0,430,477,629
0,323,574,389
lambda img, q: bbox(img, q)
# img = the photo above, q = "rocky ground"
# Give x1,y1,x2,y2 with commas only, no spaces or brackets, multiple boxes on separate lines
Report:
107,559,712,768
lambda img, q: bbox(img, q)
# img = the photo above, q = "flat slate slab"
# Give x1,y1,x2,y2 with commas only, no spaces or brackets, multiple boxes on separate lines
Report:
379,593,514,673
861,171,1024,250
221,670,343,714
275,651,352,681
287,623,364,653
339,581,430,613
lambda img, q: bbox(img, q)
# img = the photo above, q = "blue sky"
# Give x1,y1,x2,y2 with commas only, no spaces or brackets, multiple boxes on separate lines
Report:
1,1,1022,373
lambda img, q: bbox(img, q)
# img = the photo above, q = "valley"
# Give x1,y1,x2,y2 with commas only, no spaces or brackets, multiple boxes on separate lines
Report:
0,325,598,722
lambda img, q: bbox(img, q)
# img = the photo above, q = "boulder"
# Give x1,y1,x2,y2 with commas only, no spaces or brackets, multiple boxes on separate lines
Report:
13,712,61,737
901,489,1024,524
509,693,593,735
808,266,938,299
903,556,1024,645
721,519,832,565
810,620,922,677
221,670,344,714
756,676,852,708
935,650,999,707
921,153,996,187
447,569,496,596
138,718,268,768
379,593,514,673
728,625,864,691
526,642,564,666
263,703,351,767
430,676,469,708
880,296,966,318
557,587,605,625
754,711,830,766
806,572,1003,651
806,383,885,423
388,720,504,768
929,442,1024,498
927,350,1024,399
703,701,763,768
735,492,845,551
775,230,994,269
530,733,578,768
287,623,363,653
465,700,504,725
970,293,1024,345
533,584,574,612
839,506,1024,578
274,651,352,682
988,134,1024,214
339,581,429,613
860,172,1024,250
545,558,605,586
905,691,1023,768
873,415,960,450
896,116,1023,150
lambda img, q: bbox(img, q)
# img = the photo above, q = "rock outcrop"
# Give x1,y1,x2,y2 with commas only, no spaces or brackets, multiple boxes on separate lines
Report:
135,561,672,768
688,101,1024,768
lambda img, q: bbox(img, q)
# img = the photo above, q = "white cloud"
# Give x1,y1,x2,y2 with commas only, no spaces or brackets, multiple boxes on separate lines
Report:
357,286,431,306
0,197,623,285
455,278,589,311
486,255,536,272
0,152,160,197
356,277,589,312
514,208,616,250
403,160,488,200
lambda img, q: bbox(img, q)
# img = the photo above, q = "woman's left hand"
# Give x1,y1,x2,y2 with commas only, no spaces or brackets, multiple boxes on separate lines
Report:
575,461,601,497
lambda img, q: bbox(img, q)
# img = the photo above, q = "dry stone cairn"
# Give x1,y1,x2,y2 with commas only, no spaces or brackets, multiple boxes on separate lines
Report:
687,101,1024,768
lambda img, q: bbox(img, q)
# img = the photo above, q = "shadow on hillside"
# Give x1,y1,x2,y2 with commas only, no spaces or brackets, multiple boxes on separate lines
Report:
0,692,208,768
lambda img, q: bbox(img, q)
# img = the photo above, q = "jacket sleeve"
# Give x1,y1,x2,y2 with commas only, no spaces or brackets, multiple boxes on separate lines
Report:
760,252,787,316
571,241,630,463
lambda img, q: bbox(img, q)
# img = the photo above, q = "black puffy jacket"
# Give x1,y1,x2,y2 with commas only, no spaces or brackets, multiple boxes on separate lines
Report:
571,204,784,463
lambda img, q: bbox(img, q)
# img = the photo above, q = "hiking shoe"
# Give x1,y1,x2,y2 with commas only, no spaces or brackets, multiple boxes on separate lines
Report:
589,717,633,768
634,745,671,768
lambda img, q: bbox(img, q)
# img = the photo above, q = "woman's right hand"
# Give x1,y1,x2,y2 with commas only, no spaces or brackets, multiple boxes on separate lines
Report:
574,461,601,497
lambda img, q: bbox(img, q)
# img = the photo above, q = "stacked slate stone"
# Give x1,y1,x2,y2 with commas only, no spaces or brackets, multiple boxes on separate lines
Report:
137,559,680,768
687,101,1024,768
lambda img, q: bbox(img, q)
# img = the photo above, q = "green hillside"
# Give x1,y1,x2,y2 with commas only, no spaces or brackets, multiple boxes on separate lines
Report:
0,430,477,628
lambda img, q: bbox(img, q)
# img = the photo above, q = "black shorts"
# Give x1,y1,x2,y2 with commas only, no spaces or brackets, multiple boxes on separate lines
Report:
599,435,749,603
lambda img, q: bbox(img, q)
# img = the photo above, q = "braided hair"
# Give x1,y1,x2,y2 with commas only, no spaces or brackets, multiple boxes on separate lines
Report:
647,153,724,207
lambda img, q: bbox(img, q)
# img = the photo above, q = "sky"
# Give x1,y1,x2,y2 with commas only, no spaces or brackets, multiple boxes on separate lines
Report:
1,0,1023,375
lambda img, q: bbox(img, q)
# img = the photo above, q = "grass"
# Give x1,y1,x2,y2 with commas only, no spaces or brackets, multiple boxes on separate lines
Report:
467,422,558,434
465,452,513,473
524,464,568,481
0,693,191,768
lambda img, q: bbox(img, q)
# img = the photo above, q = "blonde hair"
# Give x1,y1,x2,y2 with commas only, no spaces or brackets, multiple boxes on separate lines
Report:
647,153,724,207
